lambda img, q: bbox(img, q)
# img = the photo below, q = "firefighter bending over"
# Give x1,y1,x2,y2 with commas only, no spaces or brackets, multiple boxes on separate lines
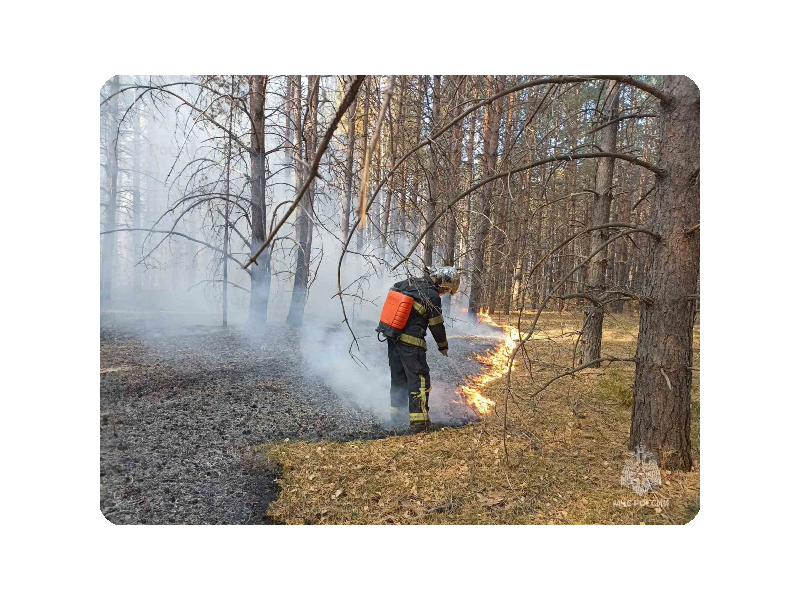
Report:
376,266,460,433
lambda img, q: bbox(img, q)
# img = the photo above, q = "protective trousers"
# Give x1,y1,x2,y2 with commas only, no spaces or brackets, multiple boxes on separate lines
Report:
388,339,431,426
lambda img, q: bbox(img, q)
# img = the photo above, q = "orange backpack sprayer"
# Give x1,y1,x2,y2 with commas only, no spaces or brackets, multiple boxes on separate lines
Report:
376,289,415,341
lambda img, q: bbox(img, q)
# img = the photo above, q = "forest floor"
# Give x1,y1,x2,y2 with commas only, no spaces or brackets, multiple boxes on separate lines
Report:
99,311,495,524
265,310,700,524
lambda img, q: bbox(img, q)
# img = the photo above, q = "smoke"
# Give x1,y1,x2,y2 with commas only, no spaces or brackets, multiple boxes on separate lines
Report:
293,229,398,425
292,230,504,426
101,75,505,429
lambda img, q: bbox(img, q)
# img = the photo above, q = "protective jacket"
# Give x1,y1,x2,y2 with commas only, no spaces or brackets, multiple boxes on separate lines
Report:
390,276,448,352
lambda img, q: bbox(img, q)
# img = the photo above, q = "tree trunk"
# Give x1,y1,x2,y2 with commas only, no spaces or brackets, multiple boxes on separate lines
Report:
541,171,555,304
247,75,270,328
389,77,405,247
398,161,407,235
468,76,502,321
222,75,234,327
532,172,544,308
342,87,357,244
284,76,294,166
442,77,462,316
423,75,441,267
508,167,531,313
100,75,120,309
380,80,394,266
131,95,142,296
630,76,699,471
462,102,477,294
488,81,511,313
356,77,369,253
287,76,319,327
612,164,632,313
580,83,620,364
566,86,580,297
371,83,383,243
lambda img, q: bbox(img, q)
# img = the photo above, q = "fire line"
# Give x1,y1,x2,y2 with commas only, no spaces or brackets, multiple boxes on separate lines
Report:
457,309,520,414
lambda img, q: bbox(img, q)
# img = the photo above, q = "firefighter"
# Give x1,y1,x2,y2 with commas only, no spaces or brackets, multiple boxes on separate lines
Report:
387,266,460,433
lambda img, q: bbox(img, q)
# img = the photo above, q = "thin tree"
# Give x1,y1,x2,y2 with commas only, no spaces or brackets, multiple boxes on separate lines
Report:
580,83,621,364
222,75,235,327
468,75,503,320
287,76,320,327
100,75,120,308
247,75,270,327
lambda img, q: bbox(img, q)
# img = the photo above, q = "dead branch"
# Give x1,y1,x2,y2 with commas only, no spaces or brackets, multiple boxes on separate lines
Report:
530,356,637,398
188,279,250,294
100,227,245,269
589,76,671,103
584,112,658,136
392,153,664,269
243,75,365,269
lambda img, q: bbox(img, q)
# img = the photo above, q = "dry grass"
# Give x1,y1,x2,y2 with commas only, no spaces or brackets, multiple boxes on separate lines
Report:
262,310,700,525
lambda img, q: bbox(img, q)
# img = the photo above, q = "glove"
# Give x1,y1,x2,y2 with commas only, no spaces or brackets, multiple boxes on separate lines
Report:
440,348,448,357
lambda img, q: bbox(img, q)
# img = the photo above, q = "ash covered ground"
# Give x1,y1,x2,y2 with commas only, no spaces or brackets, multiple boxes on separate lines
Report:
100,310,499,524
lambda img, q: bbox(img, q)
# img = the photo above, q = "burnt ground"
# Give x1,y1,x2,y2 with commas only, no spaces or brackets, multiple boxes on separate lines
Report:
100,311,498,524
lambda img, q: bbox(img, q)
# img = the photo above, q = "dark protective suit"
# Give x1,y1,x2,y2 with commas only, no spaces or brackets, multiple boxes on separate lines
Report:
387,276,448,426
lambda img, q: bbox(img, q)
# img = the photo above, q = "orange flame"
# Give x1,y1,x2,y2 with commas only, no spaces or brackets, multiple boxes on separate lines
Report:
457,309,520,414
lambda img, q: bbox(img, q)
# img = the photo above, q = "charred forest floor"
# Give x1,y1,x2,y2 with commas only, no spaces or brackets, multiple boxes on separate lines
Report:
265,310,700,525
99,310,495,524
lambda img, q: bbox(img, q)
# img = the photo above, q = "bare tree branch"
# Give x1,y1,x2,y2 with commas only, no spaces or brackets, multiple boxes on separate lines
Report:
393,153,664,269
243,75,365,269
100,228,245,269
589,76,671,103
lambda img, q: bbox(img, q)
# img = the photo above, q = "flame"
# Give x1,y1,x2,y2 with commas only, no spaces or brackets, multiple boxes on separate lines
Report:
457,309,520,414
